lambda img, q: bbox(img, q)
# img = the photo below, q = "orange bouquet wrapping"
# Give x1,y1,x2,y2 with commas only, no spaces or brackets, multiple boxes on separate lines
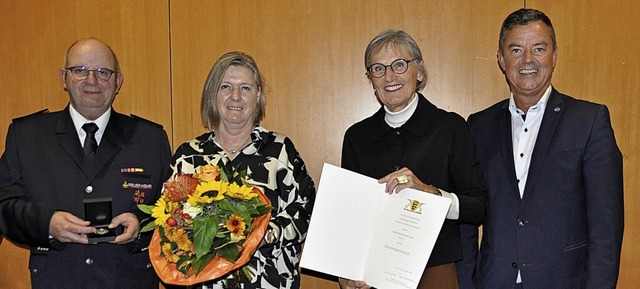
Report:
138,162,272,286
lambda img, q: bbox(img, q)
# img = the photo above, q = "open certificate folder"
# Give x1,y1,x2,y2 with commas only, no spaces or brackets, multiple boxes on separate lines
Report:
300,163,452,289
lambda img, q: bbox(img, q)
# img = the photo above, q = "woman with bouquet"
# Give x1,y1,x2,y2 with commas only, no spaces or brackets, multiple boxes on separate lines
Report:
161,51,316,289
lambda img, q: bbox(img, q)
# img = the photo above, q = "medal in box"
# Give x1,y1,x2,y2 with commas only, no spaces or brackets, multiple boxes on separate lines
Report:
84,197,122,243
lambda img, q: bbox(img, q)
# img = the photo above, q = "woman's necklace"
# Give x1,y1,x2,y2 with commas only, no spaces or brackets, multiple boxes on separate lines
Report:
215,134,251,156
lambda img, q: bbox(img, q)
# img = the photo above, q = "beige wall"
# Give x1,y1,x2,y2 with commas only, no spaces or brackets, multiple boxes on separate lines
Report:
1,1,638,288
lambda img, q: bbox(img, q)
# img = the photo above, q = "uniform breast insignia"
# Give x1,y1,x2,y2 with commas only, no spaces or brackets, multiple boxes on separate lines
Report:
134,190,146,204
123,181,151,204
121,167,151,179
122,181,152,190
404,199,425,214
121,167,144,173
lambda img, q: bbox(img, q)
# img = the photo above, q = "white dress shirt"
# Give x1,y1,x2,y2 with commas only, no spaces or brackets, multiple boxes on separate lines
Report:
69,104,111,147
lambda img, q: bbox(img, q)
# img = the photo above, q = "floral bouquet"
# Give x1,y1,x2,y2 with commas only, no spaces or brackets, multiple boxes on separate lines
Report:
138,162,272,285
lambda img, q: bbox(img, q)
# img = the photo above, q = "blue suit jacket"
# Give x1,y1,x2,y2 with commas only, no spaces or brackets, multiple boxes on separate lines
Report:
0,106,172,289
463,88,624,289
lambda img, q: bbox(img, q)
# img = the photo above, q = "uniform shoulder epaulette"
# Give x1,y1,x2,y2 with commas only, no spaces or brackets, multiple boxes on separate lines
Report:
130,114,165,128
12,109,49,122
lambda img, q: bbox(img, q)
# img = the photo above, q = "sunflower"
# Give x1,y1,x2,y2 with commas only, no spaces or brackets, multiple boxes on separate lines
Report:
151,197,170,226
226,182,258,200
190,179,227,205
225,214,247,239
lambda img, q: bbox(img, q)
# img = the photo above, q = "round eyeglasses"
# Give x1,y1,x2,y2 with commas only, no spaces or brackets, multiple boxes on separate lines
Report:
367,58,419,78
66,66,115,82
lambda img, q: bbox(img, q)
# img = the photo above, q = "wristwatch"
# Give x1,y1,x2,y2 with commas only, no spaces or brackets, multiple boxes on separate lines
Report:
264,228,278,245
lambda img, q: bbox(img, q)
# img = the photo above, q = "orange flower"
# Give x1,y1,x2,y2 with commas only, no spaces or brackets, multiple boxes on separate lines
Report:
164,174,199,202
163,226,175,240
194,164,221,181
173,228,195,253
162,243,180,263
225,214,247,238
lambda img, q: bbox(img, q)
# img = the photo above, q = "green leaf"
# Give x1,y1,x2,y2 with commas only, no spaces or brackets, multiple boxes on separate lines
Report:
243,198,270,216
176,254,192,276
234,169,248,185
260,207,271,216
217,159,231,182
244,198,271,216
217,243,241,262
158,226,170,242
137,204,154,215
240,265,256,280
218,198,242,215
193,215,219,258
235,206,252,221
192,251,216,276
256,204,271,215
139,220,157,232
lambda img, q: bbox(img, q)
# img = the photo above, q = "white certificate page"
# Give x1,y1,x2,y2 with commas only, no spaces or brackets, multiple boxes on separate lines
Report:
300,163,452,289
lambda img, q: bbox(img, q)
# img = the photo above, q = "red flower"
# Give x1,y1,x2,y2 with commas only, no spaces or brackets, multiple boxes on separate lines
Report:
164,173,199,202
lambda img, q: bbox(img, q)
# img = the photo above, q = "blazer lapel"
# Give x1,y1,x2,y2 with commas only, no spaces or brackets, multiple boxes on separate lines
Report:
522,89,564,199
56,108,87,173
497,103,521,200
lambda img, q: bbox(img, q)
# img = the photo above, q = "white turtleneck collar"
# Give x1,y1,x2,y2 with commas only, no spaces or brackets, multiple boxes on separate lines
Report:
384,93,419,128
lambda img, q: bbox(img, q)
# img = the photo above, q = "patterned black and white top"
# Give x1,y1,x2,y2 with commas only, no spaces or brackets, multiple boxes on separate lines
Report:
169,126,316,289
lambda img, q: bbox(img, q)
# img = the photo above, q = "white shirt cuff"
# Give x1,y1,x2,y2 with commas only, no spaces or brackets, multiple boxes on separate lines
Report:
440,190,460,220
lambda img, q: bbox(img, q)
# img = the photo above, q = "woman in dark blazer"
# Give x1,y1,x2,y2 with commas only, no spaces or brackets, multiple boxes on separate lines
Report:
339,29,487,289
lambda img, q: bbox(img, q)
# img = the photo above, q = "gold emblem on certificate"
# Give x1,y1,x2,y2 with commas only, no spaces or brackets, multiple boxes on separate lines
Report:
404,199,425,214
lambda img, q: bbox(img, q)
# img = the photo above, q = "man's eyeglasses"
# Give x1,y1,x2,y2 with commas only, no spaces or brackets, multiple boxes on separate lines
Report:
66,66,115,82
367,58,419,78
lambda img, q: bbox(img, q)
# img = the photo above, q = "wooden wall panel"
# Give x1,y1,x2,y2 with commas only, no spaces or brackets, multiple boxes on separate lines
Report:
0,1,171,288
169,1,517,288
526,1,640,287
170,0,516,170
2,0,639,288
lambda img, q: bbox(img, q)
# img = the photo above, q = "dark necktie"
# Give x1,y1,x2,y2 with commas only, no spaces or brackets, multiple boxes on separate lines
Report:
82,123,99,156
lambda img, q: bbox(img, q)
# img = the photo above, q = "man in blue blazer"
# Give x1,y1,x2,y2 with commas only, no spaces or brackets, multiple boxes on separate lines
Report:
0,38,171,288
462,8,624,289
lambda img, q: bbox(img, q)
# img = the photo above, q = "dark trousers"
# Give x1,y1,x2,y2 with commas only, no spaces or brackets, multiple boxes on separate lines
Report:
515,283,524,289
